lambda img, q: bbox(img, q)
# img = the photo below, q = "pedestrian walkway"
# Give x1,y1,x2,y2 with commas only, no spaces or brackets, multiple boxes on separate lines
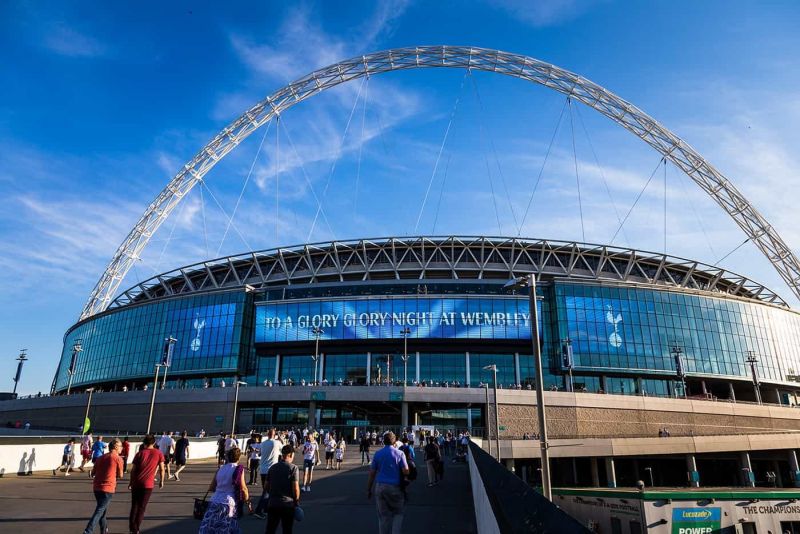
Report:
0,448,476,533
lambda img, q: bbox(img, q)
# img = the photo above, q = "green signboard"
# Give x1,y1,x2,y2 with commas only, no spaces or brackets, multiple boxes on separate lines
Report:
671,507,720,534
499,425,507,431
389,392,404,402
311,391,327,401
82,417,91,433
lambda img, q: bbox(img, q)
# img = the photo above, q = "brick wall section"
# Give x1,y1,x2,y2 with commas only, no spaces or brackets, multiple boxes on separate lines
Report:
498,405,800,439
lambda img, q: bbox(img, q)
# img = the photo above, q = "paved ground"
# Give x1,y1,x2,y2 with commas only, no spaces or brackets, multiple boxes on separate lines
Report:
0,449,476,533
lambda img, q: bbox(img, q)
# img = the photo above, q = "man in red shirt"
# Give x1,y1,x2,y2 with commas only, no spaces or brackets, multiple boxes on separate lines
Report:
128,434,165,534
82,438,123,534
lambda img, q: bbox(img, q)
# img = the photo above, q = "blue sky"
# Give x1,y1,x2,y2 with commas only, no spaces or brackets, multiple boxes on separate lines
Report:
1,1,799,395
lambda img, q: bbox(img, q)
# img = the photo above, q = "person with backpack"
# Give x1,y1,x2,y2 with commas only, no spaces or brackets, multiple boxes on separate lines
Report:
264,444,301,534
424,436,442,487
398,436,417,501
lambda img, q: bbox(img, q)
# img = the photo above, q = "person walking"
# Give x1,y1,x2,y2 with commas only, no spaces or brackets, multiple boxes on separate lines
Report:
199,448,249,533
335,437,346,470
171,431,190,481
301,435,319,493
82,438,123,534
128,434,166,534
158,431,175,479
53,437,76,476
324,434,336,470
121,436,131,475
252,429,282,519
424,436,441,487
264,444,301,534
367,432,409,534
359,432,371,466
78,432,92,472
247,434,261,485
89,436,107,478
216,432,227,466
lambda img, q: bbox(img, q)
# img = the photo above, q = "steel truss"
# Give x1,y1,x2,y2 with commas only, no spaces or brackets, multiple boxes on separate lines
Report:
108,236,785,309
81,46,800,319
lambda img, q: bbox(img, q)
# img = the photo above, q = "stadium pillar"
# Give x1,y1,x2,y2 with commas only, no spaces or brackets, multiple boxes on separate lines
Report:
605,458,617,488
366,352,371,384
415,351,420,383
788,450,800,488
308,400,317,429
686,454,700,487
465,352,470,386
590,458,600,487
729,383,737,402
401,402,408,428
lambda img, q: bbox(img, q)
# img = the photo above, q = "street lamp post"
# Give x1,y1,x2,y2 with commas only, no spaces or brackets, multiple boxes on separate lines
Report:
12,349,28,395
483,383,491,457
399,327,411,386
312,327,323,385
746,351,762,405
503,274,551,500
483,364,501,461
672,346,687,398
146,364,162,435
644,466,655,487
160,336,177,389
83,387,95,433
67,340,83,395
231,380,247,435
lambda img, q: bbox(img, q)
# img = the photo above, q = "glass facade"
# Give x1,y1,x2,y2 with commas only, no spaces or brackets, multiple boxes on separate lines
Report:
324,354,368,384
555,282,800,383
55,292,250,391
54,277,800,395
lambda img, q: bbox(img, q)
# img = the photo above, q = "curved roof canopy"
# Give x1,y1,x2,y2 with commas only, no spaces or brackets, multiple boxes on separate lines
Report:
108,236,786,309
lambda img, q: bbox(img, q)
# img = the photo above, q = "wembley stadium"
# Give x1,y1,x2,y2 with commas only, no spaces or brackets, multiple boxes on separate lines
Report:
51,235,800,426
5,47,800,504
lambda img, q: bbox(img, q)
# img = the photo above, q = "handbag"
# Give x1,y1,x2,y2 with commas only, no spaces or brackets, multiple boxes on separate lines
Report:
193,491,209,520
233,464,249,517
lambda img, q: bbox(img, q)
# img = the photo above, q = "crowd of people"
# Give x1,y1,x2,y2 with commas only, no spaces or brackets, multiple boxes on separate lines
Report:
63,424,473,533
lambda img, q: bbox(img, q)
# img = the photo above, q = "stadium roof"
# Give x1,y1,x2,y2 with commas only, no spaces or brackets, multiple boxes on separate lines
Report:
108,237,786,309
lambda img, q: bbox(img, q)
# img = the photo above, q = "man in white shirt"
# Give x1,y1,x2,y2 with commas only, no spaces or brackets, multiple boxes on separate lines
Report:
224,434,238,453
252,429,284,519
158,431,175,478
325,436,337,470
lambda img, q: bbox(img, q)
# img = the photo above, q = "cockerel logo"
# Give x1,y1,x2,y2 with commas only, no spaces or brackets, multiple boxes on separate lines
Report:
191,313,206,352
606,305,623,348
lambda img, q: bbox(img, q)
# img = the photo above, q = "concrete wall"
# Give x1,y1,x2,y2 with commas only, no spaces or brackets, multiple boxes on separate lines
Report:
0,437,222,476
467,440,501,534
3,388,800,440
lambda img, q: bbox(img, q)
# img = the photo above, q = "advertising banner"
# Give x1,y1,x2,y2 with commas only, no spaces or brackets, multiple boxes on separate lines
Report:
671,507,721,534
255,297,539,342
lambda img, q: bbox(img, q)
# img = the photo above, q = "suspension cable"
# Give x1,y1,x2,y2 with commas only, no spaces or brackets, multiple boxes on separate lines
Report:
568,98,586,242
663,156,667,253
275,115,280,242
281,119,337,240
675,166,717,258
573,104,631,246
609,158,665,245
432,154,452,234
517,97,569,236
469,72,518,233
355,76,369,216
307,76,367,241
200,179,252,252
414,70,469,234
216,119,272,256
199,185,209,258
715,237,751,266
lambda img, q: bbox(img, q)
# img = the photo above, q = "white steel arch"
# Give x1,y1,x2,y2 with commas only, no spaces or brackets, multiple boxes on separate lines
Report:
81,45,800,319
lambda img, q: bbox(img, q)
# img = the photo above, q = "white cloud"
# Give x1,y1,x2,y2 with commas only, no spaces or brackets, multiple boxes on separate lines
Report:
487,0,601,27
42,23,108,58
